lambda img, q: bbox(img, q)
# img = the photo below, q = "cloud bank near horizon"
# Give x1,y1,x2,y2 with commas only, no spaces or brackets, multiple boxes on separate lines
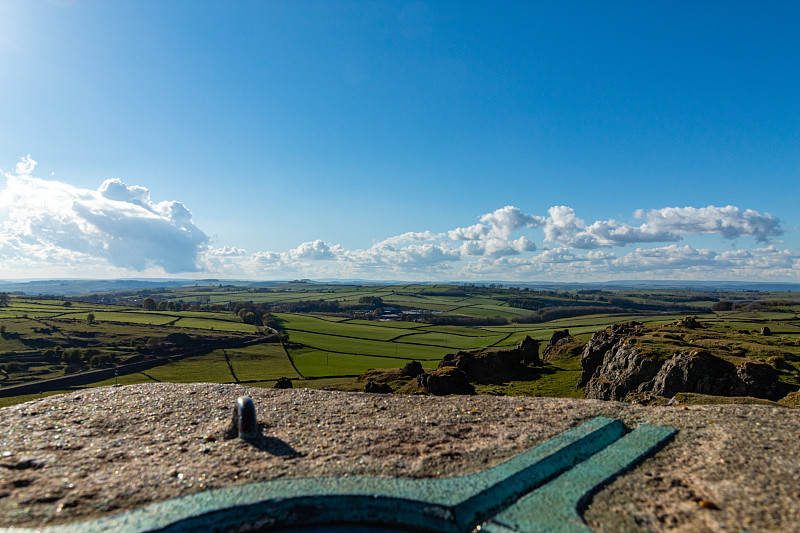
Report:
1,157,797,281
0,156,209,275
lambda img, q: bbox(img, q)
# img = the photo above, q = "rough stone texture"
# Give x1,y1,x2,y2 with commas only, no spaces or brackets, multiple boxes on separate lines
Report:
541,335,584,363
273,377,293,389
578,322,644,388
731,361,783,400
674,316,704,329
646,351,738,399
363,380,392,394
779,390,800,407
585,347,785,402
1,383,799,533
416,366,476,395
438,348,524,384
517,336,540,365
400,361,424,378
580,323,788,402
549,329,571,345
584,344,663,401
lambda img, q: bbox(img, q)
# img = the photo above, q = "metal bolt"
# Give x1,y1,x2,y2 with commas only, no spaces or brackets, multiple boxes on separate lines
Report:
233,396,258,439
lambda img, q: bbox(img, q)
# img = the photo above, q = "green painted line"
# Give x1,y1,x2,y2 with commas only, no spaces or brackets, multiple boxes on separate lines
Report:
479,424,677,533
0,418,674,533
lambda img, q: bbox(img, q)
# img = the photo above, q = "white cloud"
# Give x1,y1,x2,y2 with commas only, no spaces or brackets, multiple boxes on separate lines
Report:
0,156,208,273
635,206,782,242
289,240,339,260
209,246,247,257
542,205,782,249
377,231,443,246
0,159,796,282
479,205,545,237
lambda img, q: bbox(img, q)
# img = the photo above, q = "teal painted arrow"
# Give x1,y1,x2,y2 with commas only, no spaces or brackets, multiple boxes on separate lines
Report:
0,417,675,533
478,424,677,532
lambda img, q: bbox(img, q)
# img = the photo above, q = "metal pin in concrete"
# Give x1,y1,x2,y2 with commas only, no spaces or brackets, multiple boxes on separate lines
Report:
233,396,258,439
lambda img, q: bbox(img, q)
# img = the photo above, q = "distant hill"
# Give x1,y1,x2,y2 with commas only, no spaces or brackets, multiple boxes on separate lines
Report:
0,278,798,295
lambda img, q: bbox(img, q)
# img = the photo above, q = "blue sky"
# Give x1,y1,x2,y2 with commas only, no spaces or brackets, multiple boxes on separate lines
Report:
1,1,798,281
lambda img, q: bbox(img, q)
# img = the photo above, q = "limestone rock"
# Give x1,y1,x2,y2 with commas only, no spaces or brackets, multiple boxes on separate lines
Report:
578,322,643,389
273,377,293,389
675,316,704,329
549,329,570,345
438,348,522,383
583,344,663,401
416,367,475,395
646,351,737,398
732,362,781,400
779,390,800,407
401,360,424,377
541,335,584,363
517,336,540,365
364,380,393,394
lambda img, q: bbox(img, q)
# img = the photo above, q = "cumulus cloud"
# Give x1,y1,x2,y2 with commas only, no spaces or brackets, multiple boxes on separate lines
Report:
289,240,342,260
479,205,545,237
1,161,795,282
542,205,782,249
635,206,782,242
0,156,208,273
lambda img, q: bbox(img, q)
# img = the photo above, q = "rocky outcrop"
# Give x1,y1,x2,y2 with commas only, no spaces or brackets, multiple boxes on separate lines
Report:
517,336,540,365
438,348,524,383
580,322,786,401
364,380,393,394
549,329,571,345
274,377,293,389
583,343,663,401
675,316,704,329
732,362,782,399
646,351,737,398
578,322,644,388
542,334,584,362
401,360,424,377
416,367,475,395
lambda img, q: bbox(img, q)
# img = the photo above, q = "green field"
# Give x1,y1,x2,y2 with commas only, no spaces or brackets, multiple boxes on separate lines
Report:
2,283,800,406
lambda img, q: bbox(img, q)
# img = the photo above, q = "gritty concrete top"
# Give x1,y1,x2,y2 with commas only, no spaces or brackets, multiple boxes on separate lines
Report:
1,382,799,532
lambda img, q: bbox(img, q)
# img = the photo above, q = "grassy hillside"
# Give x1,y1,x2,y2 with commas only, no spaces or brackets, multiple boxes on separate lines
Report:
1,284,798,406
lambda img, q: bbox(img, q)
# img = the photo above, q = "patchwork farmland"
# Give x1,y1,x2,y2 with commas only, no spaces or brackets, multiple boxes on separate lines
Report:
1,282,799,406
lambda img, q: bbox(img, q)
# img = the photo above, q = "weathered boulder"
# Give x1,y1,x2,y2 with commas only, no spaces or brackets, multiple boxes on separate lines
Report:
732,362,782,400
675,316,704,329
273,377,293,389
583,343,663,401
401,360,424,377
582,330,788,402
416,367,475,395
364,380,393,394
578,322,643,388
646,351,737,398
542,335,584,362
517,336,540,365
779,390,800,408
438,348,523,383
549,329,571,345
